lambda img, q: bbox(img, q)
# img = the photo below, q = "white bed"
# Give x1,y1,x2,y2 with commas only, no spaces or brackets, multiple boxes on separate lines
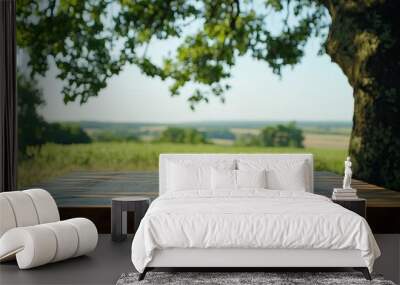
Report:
131,154,380,280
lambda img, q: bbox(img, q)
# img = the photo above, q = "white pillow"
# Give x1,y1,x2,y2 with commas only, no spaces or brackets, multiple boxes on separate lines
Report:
211,169,268,190
167,160,235,192
167,163,208,191
238,159,308,191
211,168,236,190
268,162,307,191
237,169,267,189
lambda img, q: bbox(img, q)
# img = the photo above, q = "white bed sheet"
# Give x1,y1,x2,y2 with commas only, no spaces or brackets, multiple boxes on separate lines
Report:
131,190,380,273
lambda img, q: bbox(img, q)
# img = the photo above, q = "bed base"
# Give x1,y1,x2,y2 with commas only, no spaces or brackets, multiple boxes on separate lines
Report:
139,248,372,281
138,267,371,281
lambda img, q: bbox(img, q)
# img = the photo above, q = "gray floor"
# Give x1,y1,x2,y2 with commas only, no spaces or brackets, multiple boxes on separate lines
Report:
0,235,134,285
2,234,398,284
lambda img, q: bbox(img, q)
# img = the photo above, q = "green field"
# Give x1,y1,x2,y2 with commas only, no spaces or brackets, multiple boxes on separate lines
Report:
18,142,347,188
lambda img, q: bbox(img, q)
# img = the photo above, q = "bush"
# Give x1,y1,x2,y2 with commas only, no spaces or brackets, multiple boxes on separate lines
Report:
45,123,91,144
159,127,208,144
260,122,304,148
235,122,304,148
90,131,140,142
204,128,235,140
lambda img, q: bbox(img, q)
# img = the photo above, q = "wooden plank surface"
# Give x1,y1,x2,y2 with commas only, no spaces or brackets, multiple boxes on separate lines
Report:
31,170,400,233
34,171,159,206
314,171,400,208
34,170,400,207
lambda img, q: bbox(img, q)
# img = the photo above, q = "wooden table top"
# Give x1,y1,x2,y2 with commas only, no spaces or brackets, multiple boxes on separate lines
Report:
112,196,151,202
314,171,400,208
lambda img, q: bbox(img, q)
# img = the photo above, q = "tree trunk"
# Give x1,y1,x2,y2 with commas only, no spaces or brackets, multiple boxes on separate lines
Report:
324,0,400,190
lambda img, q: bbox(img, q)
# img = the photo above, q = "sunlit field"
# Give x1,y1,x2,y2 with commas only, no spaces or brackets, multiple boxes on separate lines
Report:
303,133,349,149
18,142,347,188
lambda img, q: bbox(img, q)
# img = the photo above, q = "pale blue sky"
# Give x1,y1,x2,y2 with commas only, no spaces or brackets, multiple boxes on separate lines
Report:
39,36,353,123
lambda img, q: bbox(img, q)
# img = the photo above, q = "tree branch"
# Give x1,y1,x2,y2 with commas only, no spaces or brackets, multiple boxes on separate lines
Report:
230,0,241,30
48,0,56,18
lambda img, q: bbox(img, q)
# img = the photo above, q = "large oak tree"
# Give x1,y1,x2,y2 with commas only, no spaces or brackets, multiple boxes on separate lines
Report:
17,0,400,190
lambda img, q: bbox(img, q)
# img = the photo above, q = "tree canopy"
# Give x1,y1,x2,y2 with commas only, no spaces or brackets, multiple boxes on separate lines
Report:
17,0,328,108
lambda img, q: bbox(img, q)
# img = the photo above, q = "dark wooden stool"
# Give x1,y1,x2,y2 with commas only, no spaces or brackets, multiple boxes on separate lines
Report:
111,197,151,241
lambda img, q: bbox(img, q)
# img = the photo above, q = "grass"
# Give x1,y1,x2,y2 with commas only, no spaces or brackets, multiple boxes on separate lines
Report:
18,142,347,188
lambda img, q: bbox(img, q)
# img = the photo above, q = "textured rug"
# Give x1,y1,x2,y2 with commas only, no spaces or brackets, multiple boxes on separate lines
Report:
116,272,395,285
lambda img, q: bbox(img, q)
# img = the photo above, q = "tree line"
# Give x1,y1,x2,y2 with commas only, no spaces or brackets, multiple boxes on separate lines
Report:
235,123,304,148
158,124,304,147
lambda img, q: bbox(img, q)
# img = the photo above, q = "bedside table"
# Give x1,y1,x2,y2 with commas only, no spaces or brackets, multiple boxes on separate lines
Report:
111,196,151,242
332,198,366,218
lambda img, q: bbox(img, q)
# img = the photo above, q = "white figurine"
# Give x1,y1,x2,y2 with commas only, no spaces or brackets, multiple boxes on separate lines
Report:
343,156,352,189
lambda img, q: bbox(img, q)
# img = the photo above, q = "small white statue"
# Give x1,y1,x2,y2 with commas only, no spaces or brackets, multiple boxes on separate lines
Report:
343,156,352,189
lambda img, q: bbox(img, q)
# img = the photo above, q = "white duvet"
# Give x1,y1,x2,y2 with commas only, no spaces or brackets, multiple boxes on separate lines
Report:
131,190,380,273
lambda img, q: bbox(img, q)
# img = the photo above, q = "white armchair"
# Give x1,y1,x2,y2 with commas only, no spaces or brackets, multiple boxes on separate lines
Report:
0,189,98,269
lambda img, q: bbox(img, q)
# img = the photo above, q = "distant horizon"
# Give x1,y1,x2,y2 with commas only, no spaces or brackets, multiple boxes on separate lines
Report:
50,118,353,124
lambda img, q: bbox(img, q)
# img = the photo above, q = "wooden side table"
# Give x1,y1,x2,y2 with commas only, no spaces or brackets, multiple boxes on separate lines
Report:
332,198,366,218
111,197,151,242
